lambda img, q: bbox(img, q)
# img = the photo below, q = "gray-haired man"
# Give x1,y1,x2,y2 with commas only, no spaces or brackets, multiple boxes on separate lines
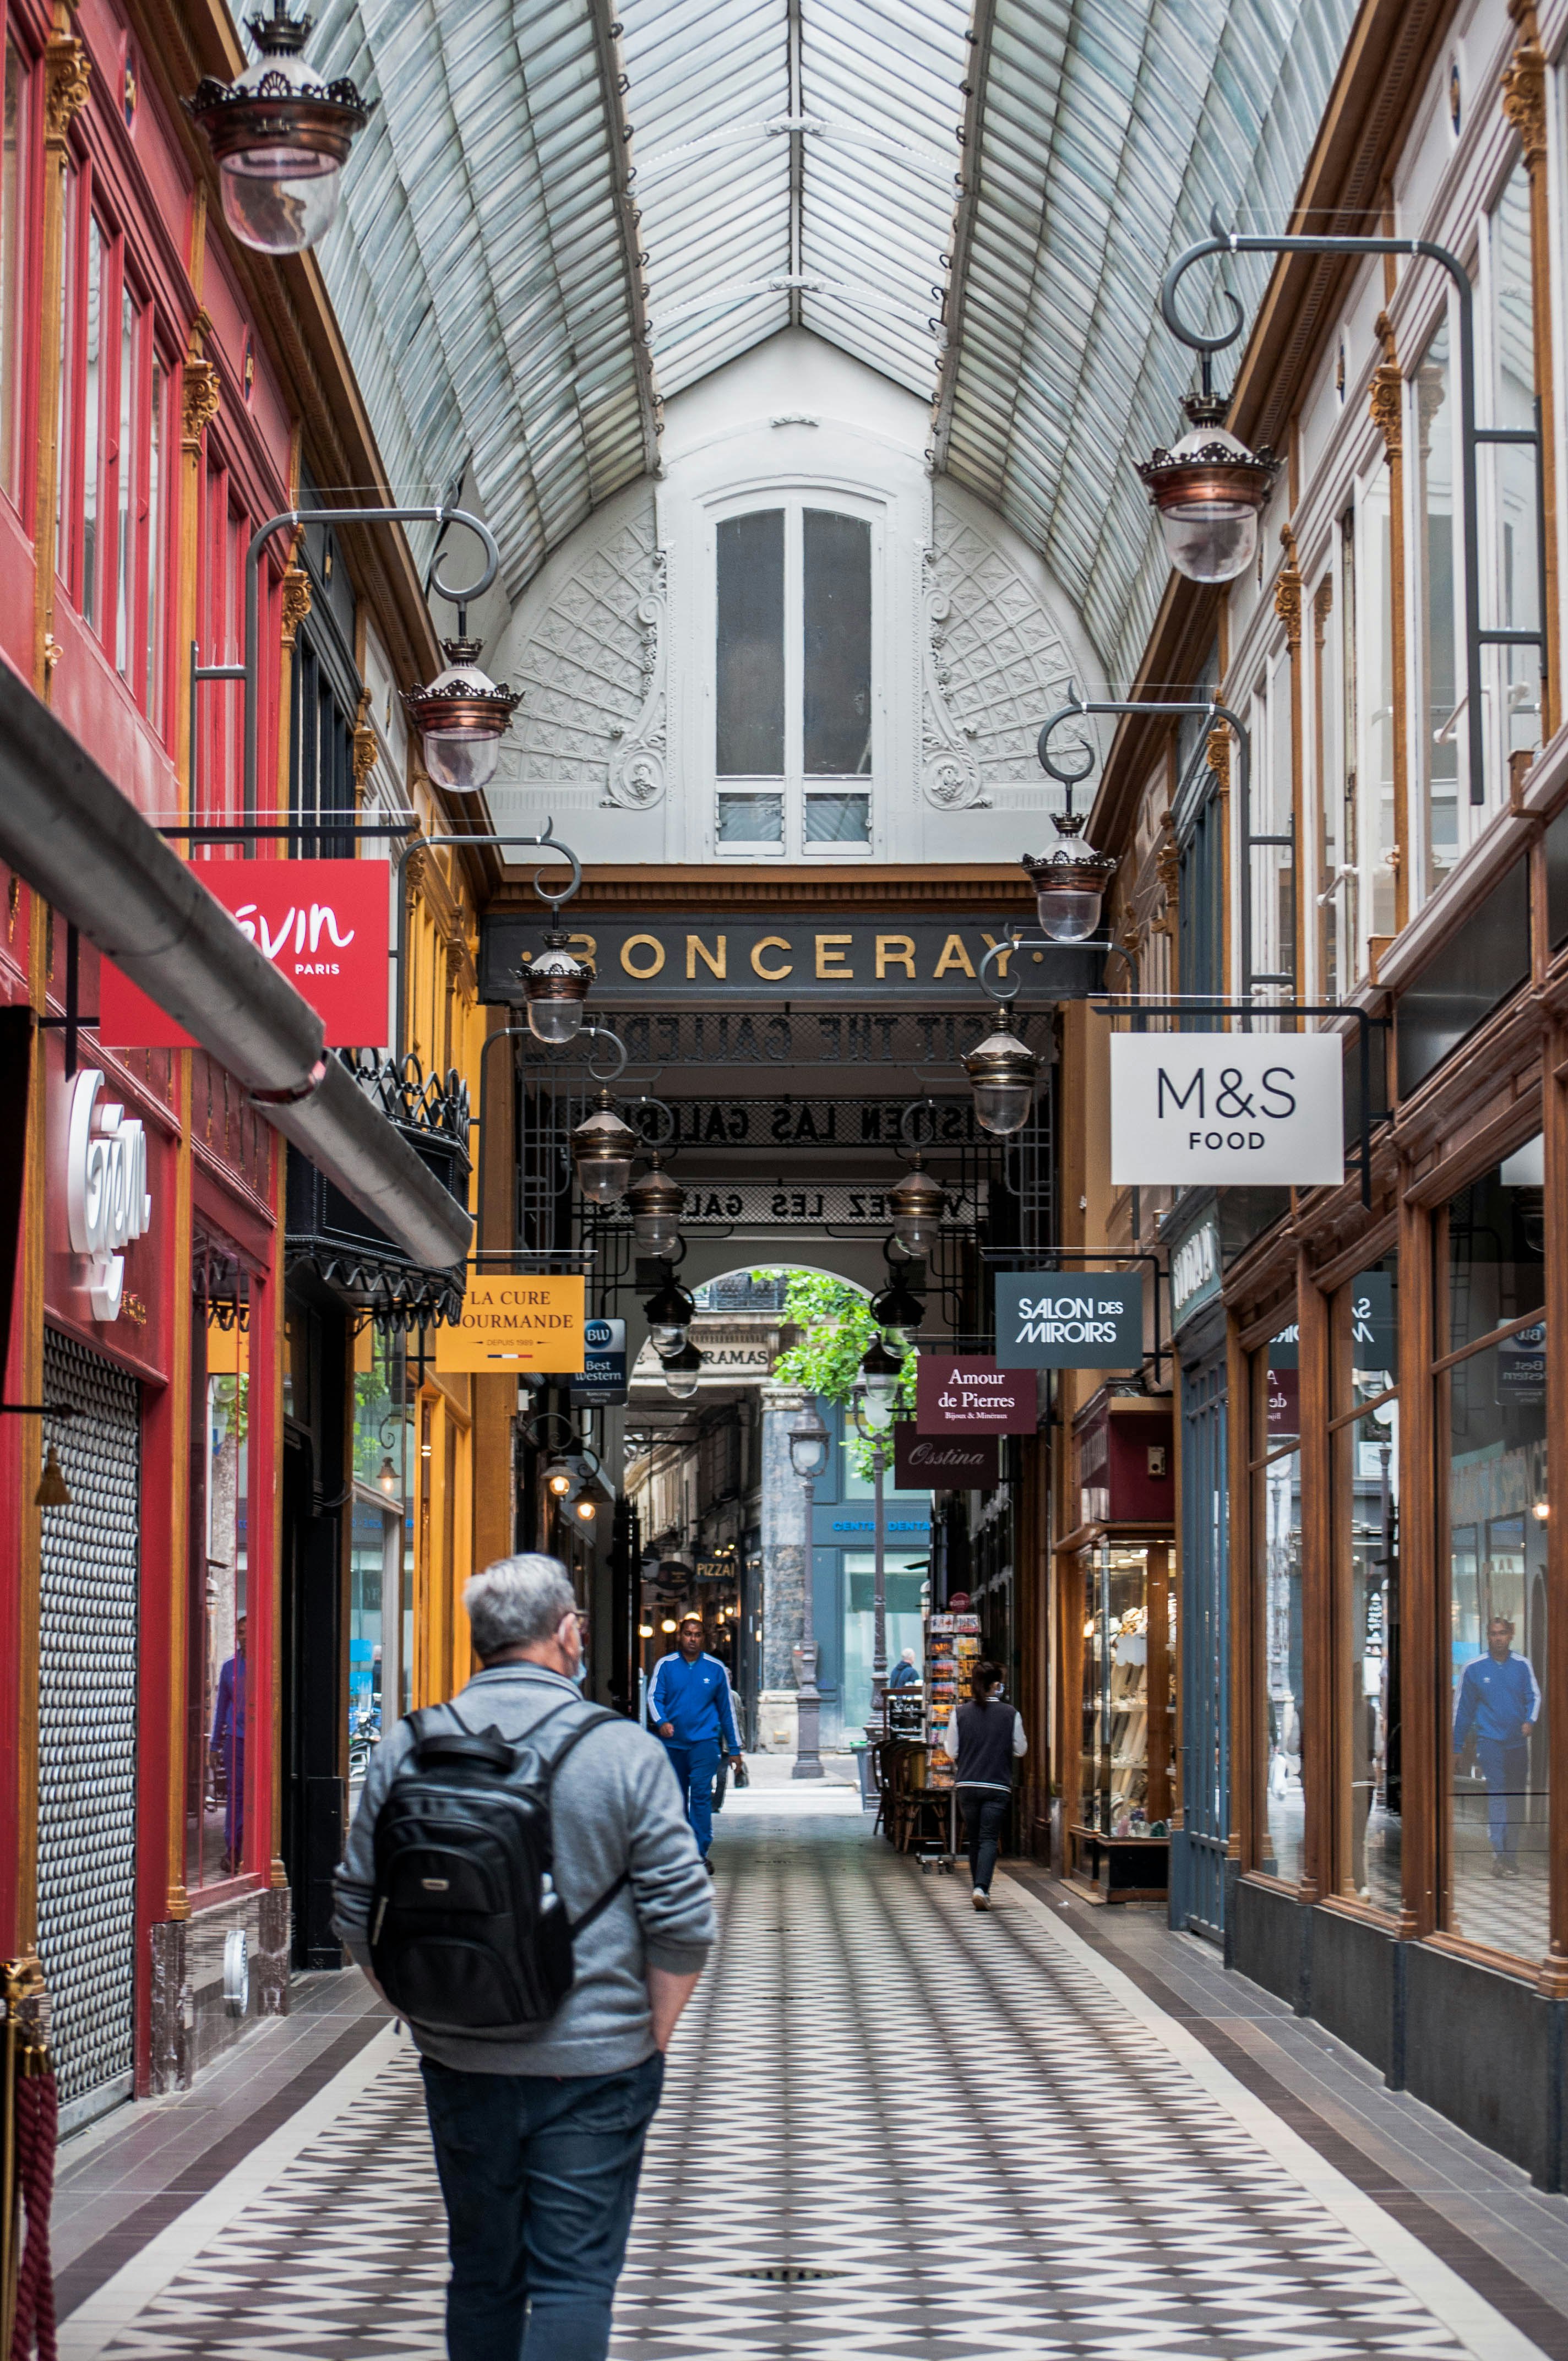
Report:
334,1553,714,2361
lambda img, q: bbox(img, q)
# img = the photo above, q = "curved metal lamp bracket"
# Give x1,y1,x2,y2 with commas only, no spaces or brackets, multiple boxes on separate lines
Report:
626,1095,677,1152
581,1024,630,1086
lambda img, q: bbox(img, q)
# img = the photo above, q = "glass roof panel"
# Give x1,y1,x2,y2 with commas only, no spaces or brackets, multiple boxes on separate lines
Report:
307,0,1360,667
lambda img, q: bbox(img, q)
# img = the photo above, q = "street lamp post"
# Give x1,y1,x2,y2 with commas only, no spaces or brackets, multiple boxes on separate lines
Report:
787,1399,830,1781
856,1337,902,1733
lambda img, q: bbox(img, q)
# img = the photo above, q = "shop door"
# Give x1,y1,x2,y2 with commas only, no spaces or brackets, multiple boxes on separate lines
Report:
1173,1355,1228,1943
36,1330,140,2130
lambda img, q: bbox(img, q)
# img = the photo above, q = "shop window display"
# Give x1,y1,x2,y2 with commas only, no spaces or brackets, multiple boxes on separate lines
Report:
187,1319,249,1887
842,1554,925,1737
1442,1143,1547,1959
1333,1256,1401,1912
1256,1312,1304,1881
1077,1542,1175,1841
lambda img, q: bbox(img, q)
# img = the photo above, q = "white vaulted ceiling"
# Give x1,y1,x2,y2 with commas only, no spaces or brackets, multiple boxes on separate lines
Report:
307,0,1358,680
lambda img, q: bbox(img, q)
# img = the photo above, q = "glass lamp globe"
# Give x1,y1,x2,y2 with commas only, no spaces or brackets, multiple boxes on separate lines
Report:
859,1336,903,1433
871,1275,926,1354
888,1157,944,1258
184,2,374,257
1022,830,1117,944
788,1407,830,1479
402,638,523,794
627,1156,684,1258
1135,414,1281,586
644,1274,695,1358
963,1005,1039,1138
662,1340,703,1400
524,935,590,1046
570,1091,639,1206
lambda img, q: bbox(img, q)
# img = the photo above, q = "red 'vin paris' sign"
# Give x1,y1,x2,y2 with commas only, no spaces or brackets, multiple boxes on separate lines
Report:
894,1428,997,1488
98,862,391,1051
915,1357,1038,1435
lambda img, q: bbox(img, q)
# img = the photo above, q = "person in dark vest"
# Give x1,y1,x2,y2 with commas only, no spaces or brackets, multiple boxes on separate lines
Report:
941,1660,1026,1909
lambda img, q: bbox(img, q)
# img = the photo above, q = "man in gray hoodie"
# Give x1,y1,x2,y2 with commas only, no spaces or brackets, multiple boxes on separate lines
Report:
333,1553,715,2361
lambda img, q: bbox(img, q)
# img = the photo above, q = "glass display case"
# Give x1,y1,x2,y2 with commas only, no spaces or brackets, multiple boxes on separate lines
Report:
1070,1539,1175,1901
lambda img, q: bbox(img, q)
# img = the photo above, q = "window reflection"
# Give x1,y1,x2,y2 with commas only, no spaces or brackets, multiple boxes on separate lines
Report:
1336,1257,1400,1912
1444,1144,1548,1958
1258,1311,1303,1880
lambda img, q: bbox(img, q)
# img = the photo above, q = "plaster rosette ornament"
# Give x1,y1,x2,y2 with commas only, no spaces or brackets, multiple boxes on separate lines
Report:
184,0,376,256
402,638,524,795
1135,393,1282,585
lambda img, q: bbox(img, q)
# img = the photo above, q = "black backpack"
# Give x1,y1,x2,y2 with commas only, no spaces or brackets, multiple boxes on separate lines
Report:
367,1697,629,2036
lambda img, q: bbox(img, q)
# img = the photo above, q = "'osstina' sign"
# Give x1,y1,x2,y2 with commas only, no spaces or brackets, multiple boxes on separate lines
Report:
433,1276,586,1373
1109,1035,1344,1187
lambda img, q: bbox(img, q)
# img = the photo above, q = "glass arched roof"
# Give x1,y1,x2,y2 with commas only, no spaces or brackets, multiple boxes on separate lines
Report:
312,0,1357,674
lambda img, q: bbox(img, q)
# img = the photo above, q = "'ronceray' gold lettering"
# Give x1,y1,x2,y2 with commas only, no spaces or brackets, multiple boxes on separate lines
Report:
751,935,792,981
876,934,915,979
933,933,976,979
687,934,726,980
815,934,852,978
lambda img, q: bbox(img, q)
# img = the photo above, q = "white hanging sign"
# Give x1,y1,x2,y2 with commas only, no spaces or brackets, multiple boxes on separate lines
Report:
66,1069,153,1320
1110,1033,1344,1187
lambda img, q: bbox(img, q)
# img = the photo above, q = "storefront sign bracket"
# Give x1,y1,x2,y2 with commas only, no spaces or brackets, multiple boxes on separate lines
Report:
1092,997,1391,1206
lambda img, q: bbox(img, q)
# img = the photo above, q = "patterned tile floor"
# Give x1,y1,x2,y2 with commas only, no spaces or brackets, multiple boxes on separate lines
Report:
56,1808,1568,2361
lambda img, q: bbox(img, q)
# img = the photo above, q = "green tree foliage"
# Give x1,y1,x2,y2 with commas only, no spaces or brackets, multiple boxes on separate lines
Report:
757,1270,914,1476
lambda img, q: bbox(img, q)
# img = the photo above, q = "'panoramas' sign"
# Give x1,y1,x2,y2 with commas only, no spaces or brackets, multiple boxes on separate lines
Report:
994,1272,1142,1370
434,1276,585,1373
1110,1034,1344,1187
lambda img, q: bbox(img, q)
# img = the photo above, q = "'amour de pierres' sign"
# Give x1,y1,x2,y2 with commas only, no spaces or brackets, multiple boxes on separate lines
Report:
1110,1034,1344,1187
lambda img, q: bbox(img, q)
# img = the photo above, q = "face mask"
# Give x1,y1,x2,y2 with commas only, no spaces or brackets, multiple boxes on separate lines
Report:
568,1654,587,1687
992,1685,1005,1699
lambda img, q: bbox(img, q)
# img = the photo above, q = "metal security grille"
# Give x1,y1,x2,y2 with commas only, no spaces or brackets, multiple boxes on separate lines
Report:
37,1330,140,2121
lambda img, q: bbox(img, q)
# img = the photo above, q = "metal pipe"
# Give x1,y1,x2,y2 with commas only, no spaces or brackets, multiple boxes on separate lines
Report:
0,661,471,1271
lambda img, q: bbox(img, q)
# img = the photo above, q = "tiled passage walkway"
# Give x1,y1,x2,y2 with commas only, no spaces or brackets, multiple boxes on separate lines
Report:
52,1802,1568,2358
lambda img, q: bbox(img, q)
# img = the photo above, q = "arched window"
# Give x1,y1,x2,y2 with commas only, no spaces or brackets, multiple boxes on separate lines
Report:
714,499,874,856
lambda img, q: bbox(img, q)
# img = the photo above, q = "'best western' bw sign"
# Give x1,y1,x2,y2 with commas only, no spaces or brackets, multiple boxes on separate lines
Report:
994,1272,1142,1369
1110,1034,1344,1187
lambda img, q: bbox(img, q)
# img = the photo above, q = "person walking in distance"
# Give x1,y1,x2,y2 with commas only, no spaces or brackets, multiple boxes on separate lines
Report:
942,1659,1026,1910
334,1555,714,2361
649,1613,742,1871
1453,1615,1542,1877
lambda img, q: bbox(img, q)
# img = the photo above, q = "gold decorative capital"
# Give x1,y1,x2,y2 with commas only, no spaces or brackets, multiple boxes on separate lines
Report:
1274,523,1303,651
280,565,312,650
353,687,377,790
44,34,90,145
1502,36,1548,168
1370,311,1403,455
1312,577,1333,646
404,844,428,900
182,358,221,448
1205,725,1231,791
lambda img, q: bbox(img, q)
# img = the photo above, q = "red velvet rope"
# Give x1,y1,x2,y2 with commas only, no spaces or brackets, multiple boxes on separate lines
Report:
9,2068,57,2361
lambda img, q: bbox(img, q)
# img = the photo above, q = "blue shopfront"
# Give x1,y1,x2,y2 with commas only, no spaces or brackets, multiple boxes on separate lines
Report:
808,1403,934,1747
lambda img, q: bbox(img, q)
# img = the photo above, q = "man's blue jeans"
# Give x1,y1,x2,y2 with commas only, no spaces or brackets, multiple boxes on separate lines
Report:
1476,1737,1529,1858
663,1740,721,1854
421,2049,663,2360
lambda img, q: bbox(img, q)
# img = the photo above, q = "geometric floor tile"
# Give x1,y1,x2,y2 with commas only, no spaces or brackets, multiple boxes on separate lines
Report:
59,1811,1549,2360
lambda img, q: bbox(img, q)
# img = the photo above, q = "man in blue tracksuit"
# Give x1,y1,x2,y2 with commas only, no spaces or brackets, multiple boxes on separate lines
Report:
649,1616,741,1867
1453,1617,1542,1874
